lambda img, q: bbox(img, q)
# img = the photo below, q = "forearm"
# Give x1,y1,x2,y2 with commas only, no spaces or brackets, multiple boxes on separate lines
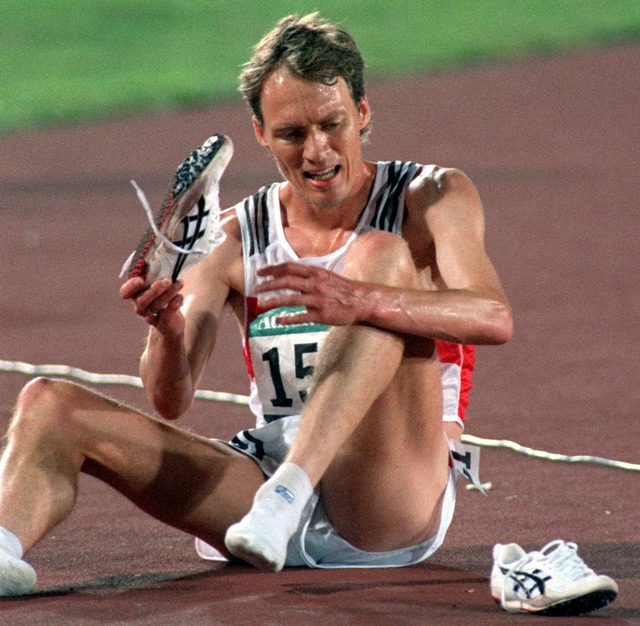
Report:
140,328,195,420
362,283,513,345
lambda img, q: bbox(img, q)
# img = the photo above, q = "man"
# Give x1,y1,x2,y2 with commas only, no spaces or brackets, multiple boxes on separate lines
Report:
0,13,511,593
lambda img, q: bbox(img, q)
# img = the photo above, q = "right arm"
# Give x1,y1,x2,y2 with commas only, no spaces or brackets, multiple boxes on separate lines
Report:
120,214,243,419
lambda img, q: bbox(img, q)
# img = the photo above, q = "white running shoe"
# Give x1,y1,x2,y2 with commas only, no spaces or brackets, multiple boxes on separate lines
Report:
491,540,618,616
120,134,233,287
0,547,37,596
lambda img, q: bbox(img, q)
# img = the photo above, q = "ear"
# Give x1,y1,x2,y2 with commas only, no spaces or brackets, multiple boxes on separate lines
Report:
252,116,269,148
358,96,371,131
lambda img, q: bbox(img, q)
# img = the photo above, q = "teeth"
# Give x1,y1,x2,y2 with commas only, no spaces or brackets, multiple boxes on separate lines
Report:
308,167,337,181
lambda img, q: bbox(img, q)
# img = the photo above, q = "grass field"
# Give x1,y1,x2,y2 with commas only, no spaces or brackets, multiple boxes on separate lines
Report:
2,0,639,132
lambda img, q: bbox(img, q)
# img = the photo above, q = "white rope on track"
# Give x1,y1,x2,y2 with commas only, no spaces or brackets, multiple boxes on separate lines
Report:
0,359,249,406
2,359,638,472
462,434,640,472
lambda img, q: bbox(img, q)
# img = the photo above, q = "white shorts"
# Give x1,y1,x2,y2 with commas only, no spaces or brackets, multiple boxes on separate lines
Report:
195,415,458,568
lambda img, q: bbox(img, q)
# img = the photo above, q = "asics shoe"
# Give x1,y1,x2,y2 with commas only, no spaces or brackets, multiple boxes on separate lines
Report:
0,547,37,596
491,540,618,616
121,134,233,287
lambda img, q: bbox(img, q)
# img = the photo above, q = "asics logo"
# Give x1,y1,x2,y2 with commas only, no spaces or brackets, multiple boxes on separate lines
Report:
501,566,552,599
172,197,210,281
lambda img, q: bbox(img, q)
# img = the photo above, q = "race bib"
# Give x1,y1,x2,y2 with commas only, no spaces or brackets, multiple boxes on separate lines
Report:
248,306,330,422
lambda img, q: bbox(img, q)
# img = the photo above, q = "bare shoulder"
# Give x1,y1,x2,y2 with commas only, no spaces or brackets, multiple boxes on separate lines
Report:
408,166,479,209
406,166,484,234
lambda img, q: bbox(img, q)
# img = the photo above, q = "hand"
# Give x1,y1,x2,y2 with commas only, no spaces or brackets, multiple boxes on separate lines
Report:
119,277,185,333
255,263,371,326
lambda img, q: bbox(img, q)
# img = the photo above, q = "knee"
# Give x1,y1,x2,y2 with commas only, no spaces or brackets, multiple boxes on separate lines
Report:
16,376,64,409
344,231,418,287
11,377,75,435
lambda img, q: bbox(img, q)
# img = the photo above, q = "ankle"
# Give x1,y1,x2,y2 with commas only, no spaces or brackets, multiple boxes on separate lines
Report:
254,463,313,529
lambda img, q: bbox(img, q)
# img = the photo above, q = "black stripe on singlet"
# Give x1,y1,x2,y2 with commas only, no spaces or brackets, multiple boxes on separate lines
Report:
242,196,256,258
370,161,420,233
254,186,270,254
243,185,272,257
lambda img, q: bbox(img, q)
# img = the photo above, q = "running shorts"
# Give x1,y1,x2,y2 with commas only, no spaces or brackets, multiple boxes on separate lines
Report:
195,415,458,568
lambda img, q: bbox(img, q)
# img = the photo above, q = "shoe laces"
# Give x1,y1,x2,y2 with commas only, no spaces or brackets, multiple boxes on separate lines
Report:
538,540,595,580
130,180,211,256
500,540,594,611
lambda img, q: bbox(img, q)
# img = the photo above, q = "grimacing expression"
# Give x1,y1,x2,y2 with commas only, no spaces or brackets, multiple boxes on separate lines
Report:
253,68,371,210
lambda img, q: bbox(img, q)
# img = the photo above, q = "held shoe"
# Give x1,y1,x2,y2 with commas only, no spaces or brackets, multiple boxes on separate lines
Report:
120,134,233,287
491,540,617,616
0,547,37,596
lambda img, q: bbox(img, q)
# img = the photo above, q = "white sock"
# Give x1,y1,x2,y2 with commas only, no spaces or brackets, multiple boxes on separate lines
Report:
256,462,313,527
0,527,23,559
225,462,313,571
0,525,37,596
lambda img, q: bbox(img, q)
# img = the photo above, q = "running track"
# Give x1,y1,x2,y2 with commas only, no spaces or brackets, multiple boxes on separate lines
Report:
1,43,638,624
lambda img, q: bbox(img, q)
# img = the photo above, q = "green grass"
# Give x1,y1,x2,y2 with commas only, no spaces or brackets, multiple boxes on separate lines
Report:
2,0,639,132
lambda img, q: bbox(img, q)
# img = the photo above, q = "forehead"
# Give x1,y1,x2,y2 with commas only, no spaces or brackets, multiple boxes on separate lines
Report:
259,68,356,126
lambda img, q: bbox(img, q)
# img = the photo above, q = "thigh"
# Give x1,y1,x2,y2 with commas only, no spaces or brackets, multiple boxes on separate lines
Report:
320,354,450,553
310,234,451,551
39,379,265,551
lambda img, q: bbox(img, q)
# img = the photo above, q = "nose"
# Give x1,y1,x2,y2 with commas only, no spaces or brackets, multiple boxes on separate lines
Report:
303,129,330,163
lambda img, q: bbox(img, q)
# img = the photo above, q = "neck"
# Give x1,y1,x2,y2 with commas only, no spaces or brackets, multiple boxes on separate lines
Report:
282,161,376,230
280,162,377,257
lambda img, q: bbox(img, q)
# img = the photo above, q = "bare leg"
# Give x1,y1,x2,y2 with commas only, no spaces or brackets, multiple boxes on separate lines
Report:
226,231,450,568
0,377,264,557
294,232,449,550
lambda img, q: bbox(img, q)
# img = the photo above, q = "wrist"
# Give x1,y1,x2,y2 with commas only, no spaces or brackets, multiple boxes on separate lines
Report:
358,282,386,326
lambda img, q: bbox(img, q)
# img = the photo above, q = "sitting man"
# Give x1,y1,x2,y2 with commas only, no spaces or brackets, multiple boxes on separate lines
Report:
1,10,519,604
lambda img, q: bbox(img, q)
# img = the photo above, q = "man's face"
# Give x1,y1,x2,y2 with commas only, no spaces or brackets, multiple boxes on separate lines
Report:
253,67,371,211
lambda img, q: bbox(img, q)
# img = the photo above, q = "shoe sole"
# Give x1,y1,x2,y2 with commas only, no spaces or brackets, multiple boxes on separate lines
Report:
494,589,618,616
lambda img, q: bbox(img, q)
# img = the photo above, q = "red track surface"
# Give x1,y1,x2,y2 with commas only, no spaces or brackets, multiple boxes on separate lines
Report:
1,44,638,624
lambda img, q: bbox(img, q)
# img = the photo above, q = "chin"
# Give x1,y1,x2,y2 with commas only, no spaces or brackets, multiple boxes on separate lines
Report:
305,190,346,209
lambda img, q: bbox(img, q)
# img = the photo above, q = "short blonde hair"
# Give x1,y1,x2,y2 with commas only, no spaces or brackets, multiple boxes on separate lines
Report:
239,13,370,139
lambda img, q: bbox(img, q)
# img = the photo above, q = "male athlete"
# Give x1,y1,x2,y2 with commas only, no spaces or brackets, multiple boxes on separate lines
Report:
1,15,605,615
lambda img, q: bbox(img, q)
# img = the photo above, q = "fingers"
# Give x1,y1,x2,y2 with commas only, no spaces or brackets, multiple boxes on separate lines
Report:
119,276,145,300
257,262,311,278
256,263,333,295
254,263,362,327
140,279,183,318
255,275,311,295
144,293,185,325
257,292,319,312
274,311,312,326
257,262,322,283
121,278,184,322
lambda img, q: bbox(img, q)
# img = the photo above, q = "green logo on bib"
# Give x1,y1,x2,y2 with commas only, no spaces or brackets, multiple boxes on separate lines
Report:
249,307,329,337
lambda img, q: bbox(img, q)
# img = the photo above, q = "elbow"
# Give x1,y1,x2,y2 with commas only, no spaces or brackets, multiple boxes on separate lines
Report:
463,300,512,345
148,391,193,421
155,407,184,422
485,302,513,345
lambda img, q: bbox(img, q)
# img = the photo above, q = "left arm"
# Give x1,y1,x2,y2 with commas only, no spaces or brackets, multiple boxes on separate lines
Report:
255,168,513,345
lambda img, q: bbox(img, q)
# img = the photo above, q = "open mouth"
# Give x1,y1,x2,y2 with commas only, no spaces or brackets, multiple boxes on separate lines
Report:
304,165,340,181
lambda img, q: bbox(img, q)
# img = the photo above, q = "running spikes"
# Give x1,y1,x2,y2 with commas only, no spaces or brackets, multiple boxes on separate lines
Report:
491,539,618,616
120,134,233,286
